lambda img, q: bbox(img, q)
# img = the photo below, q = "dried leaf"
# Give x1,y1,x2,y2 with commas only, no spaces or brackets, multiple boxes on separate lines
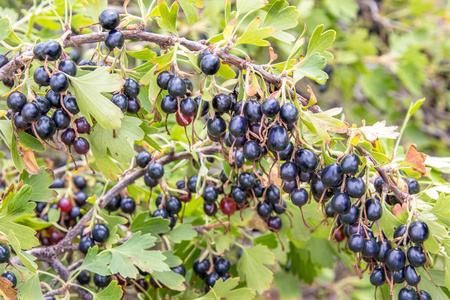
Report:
357,120,399,142
18,146,40,175
0,276,17,300
399,144,429,177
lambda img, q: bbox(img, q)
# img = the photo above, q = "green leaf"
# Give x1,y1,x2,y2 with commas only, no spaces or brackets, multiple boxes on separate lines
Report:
156,1,178,35
324,0,358,22
17,131,45,152
445,255,450,291
0,17,12,42
301,108,347,145
68,67,124,130
237,244,275,294
200,278,256,300
254,233,278,249
79,246,111,276
167,223,197,243
306,25,336,60
21,170,56,203
17,273,44,300
92,280,123,300
216,63,236,79
82,0,107,22
236,0,267,16
152,270,185,291
430,193,450,227
293,53,328,84
106,232,169,278
126,49,157,61
88,116,144,176
8,230,37,272
379,202,402,238
162,251,183,268
262,0,300,43
236,18,276,47
130,212,170,235
178,0,203,24
0,185,34,216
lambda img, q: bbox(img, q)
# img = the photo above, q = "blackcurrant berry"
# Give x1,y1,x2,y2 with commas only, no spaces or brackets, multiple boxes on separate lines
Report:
7,92,27,111
388,269,405,284
362,237,379,258
1,271,17,288
369,267,385,286
229,116,248,138
0,54,8,68
63,94,80,115
99,9,120,30
148,162,164,180
204,202,218,216
93,274,112,288
407,246,426,267
267,216,282,232
339,205,359,224
374,176,385,194
160,95,177,114
419,290,431,300
117,197,135,214
275,142,294,161
153,208,169,219
331,192,351,214
341,154,361,175
197,49,212,65
404,265,421,286
220,197,236,216
203,186,219,204
394,225,410,245
50,72,69,92
375,239,391,262
92,224,109,242
207,116,227,137
231,187,247,204
74,137,90,155
348,234,364,253
291,188,308,207
34,66,51,86
298,171,312,182
280,161,298,181
35,116,57,140
110,94,128,112
75,191,88,206
79,236,95,254
58,59,77,76
73,176,86,189
321,163,344,188
36,96,51,114
157,71,174,90
243,100,262,123
407,178,420,195
52,109,71,129
229,149,245,168
124,77,140,98
408,221,429,244
365,198,382,221
62,127,76,146
0,244,10,263
180,97,198,117
166,196,182,215
136,151,151,168
385,248,406,271
33,42,46,60
310,174,333,201
200,54,221,75
195,96,210,117
46,90,62,108
295,149,318,173
242,140,261,161
127,98,140,114
267,125,288,152
58,197,73,212
398,287,418,300
279,103,298,125
74,117,91,134
21,102,41,123
212,94,232,114
167,77,186,97
266,185,281,204
345,177,366,198
105,29,124,50
214,257,230,276
238,173,255,190
77,270,91,285
257,200,273,218
193,258,210,276
43,41,62,61
261,97,280,118
326,202,336,218
105,195,121,212
187,175,198,193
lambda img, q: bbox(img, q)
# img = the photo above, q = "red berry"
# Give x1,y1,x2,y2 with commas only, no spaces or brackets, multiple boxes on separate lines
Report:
220,197,236,216
176,112,192,127
50,231,63,244
178,188,192,203
58,197,73,212
334,228,345,242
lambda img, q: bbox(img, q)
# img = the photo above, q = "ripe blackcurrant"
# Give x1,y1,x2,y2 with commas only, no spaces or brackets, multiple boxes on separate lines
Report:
124,77,140,98
214,257,230,276
167,77,187,97
148,162,164,180
195,96,210,117
105,29,124,50
407,178,420,194
166,196,182,215
36,96,51,114
348,234,364,253
204,202,218,216
212,94,231,114
243,100,262,123
339,205,359,225
136,151,151,168
105,195,121,212
310,174,333,201
279,103,298,125
232,187,247,204
408,220,429,244
79,236,95,254
203,186,219,204
157,71,174,90
7,92,27,111
369,267,385,286
21,102,41,123
266,185,281,204
161,95,178,114
276,142,294,161
127,98,140,114
229,116,249,138
385,248,406,271
34,66,51,86
63,94,80,115
46,90,62,108
267,216,282,232
321,163,344,188
35,116,57,140
75,191,88,206
74,137,90,155
0,244,10,263
374,176,384,194
92,224,109,243
193,258,210,277
111,94,128,112
261,97,280,118
33,42,46,60
331,192,351,214
291,188,308,207
93,274,112,288
59,59,77,76
52,109,71,129
375,238,391,262
361,238,379,258
99,9,120,30
119,197,136,214
257,200,273,218
43,41,62,61
364,198,382,221
404,265,421,286
280,161,298,181
74,117,91,134
73,176,87,189
295,149,318,173
407,246,426,267
77,270,91,285
394,225,410,245
50,72,69,92
1,271,17,288
345,177,366,198
243,140,261,161
340,154,361,175
267,125,288,152
200,53,221,76
180,97,198,117
207,116,227,137
398,287,418,300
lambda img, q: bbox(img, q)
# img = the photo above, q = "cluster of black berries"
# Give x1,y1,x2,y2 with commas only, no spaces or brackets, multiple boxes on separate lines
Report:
193,255,231,291
0,244,16,288
99,9,124,51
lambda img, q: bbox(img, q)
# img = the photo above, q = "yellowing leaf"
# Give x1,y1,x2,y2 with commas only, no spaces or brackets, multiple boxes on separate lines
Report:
69,67,124,130
399,144,429,177
356,120,399,142
236,18,276,47
18,146,39,175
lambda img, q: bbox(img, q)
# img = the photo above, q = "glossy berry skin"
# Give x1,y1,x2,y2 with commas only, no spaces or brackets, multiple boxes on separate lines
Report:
394,225,410,245
74,117,91,134
33,66,51,86
232,187,247,204
187,175,198,193
105,195,121,212
407,246,426,267
220,197,236,216
339,205,359,224
388,269,405,284
212,94,232,114
348,234,364,253
79,236,95,254
407,178,420,194
0,244,10,263
203,186,219,204
321,163,344,188
369,267,385,286
61,128,76,146
340,154,361,175
310,175,332,201
205,271,220,287
50,178,65,188
200,54,221,75
374,177,384,194
279,103,299,125
99,9,120,30
7,92,27,111
1,271,17,288
74,137,90,155
331,192,351,214
92,224,110,243
52,109,71,129
171,265,186,277
36,96,51,114
290,188,308,207
326,202,335,218
62,95,79,115
59,59,77,76
243,100,262,123
197,49,212,65
267,125,289,152
77,270,91,285
93,274,111,288
193,258,210,276
273,200,287,214
398,287,418,300
105,30,124,50
267,216,282,232
239,173,255,190
120,197,136,214
127,98,140,114
124,77,140,98
166,197,182,215
345,177,366,198
276,142,294,161
167,77,187,97
243,141,261,161
69,206,82,220
295,149,318,173
43,41,62,61
46,90,62,108
50,72,69,92
144,174,158,188
148,162,164,180
279,162,298,181
157,72,174,90
161,95,178,114
261,97,280,118
204,202,218,216
35,116,56,140
58,197,72,212
0,54,8,68
207,116,227,137
152,208,169,219
136,151,152,168
419,290,431,300
111,94,128,112
362,238,379,258
229,150,244,168
214,257,230,276
257,201,273,218
229,115,248,137
385,248,406,271
405,265,421,286
365,198,382,221
375,239,391,262
75,191,88,207
408,221,429,244
21,102,41,123
265,185,281,204
179,97,197,117
195,96,210,116
33,42,46,60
